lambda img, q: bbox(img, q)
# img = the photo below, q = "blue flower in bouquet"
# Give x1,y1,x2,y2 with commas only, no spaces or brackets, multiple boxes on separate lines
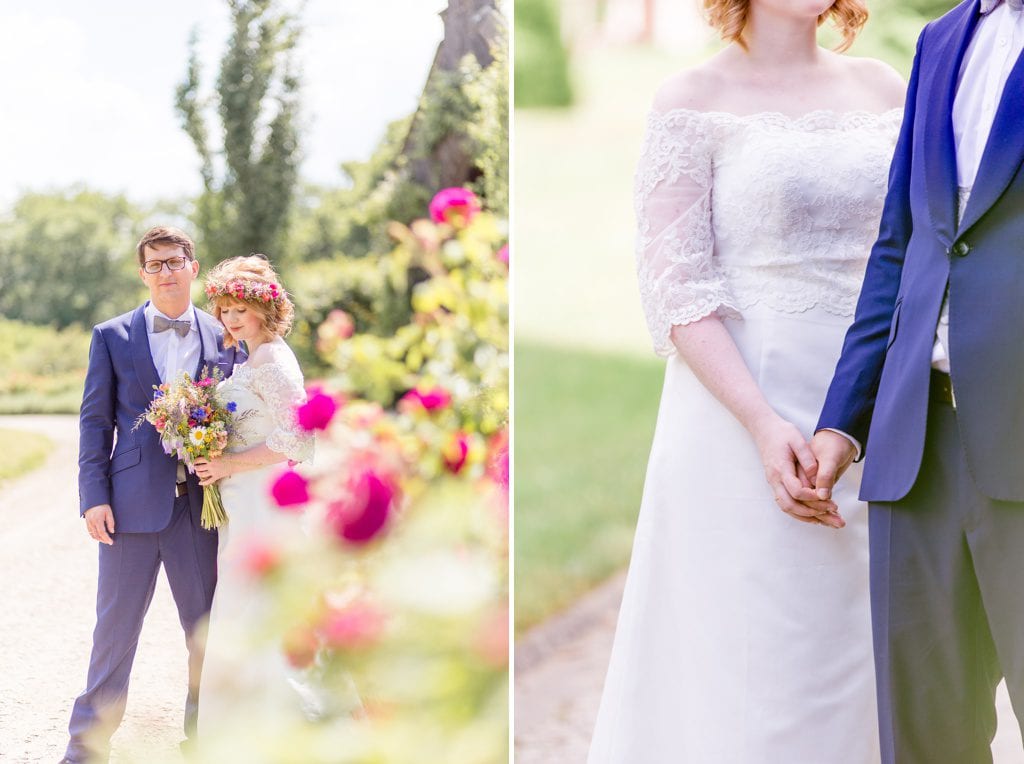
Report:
227,401,238,413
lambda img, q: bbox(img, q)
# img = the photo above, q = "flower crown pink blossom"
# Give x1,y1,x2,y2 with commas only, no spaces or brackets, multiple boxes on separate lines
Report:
205,278,284,304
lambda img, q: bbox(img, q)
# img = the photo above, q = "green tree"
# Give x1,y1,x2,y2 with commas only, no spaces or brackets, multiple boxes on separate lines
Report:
0,189,146,329
176,0,301,265
514,0,573,108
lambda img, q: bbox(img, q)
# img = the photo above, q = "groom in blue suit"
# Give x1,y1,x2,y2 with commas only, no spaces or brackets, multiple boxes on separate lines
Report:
62,227,243,763
810,0,1024,761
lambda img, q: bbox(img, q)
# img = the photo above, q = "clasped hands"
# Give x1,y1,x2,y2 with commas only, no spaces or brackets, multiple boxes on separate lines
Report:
751,414,858,529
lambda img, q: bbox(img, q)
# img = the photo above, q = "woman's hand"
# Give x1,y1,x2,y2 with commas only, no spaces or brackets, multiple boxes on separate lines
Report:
749,413,845,529
194,456,233,486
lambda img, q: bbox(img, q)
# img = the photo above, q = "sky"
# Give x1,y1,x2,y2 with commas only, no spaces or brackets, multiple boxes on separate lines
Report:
0,0,448,206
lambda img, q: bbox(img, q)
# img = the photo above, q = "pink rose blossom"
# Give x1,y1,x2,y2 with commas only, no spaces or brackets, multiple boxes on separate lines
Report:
240,538,281,578
270,469,310,508
487,429,509,490
327,470,394,544
428,187,482,227
283,626,319,669
297,388,339,431
319,600,385,650
443,431,471,474
399,386,451,413
497,244,509,263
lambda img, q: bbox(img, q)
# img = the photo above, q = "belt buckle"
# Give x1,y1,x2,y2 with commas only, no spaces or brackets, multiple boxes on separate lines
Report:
175,481,188,497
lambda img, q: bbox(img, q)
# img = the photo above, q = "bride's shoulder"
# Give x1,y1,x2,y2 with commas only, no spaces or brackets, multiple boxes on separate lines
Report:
838,55,906,110
649,58,730,116
246,338,300,373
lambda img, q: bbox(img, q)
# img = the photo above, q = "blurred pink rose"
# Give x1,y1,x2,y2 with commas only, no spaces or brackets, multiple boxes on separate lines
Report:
270,469,310,508
475,603,509,668
399,386,451,413
428,187,482,227
319,600,385,650
327,470,395,544
297,388,340,431
283,625,319,669
240,538,281,578
487,428,509,490
443,431,470,474
497,244,509,264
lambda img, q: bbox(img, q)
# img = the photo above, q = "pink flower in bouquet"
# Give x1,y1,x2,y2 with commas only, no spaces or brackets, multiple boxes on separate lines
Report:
399,385,451,413
270,469,310,509
319,600,385,650
428,187,481,227
283,625,319,669
327,470,395,544
297,388,340,431
497,244,509,264
443,431,471,474
240,538,281,579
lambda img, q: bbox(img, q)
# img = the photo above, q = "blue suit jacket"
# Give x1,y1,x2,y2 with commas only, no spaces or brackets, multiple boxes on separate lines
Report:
818,0,1024,502
78,302,244,532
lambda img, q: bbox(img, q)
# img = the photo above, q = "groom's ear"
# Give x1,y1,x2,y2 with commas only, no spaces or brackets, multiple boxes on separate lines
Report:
190,258,200,277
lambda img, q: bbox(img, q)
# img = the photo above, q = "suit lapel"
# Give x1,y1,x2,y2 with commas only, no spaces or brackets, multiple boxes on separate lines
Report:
131,303,162,397
958,47,1024,234
195,310,222,381
925,1,982,244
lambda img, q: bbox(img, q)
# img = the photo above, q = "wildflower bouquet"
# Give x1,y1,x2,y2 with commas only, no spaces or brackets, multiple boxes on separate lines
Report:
137,366,238,529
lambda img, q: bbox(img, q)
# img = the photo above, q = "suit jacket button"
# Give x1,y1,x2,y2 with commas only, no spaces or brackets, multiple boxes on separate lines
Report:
953,241,970,257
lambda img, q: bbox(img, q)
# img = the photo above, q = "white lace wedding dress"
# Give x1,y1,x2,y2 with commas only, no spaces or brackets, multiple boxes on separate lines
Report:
588,108,902,763
198,337,316,733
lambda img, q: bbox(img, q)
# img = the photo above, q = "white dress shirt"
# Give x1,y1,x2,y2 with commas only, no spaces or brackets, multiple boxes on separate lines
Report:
145,302,201,385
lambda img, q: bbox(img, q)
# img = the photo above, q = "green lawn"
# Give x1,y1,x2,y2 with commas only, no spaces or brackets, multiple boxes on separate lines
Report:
514,341,664,633
0,428,52,484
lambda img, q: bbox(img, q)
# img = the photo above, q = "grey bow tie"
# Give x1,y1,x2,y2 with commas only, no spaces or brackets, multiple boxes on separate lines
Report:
153,315,192,337
981,0,1022,14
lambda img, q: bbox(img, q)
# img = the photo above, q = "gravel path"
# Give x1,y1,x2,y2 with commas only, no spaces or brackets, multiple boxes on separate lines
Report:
0,415,189,763
515,573,1024,763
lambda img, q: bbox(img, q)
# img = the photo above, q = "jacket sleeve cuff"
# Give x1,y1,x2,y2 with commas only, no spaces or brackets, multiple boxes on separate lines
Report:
819,428,863,462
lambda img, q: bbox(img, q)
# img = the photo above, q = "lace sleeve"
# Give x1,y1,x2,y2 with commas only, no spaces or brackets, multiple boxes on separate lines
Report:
635,109,737,357
251,362,314,463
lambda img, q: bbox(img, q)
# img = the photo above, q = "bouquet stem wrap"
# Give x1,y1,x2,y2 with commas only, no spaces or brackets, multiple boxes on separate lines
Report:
201,483,229,530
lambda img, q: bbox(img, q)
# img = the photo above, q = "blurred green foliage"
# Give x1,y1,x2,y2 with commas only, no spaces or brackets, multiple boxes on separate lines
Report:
0,319,90,414
176,0,301,265
514,0,573,107
0,190,146,329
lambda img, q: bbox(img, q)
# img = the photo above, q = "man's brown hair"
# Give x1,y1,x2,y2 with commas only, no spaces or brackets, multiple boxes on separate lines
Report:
136,226,195,266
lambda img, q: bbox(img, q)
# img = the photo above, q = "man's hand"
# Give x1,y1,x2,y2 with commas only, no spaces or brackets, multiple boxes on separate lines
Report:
84,504,115,545
750,413,844,528
809,430,858,502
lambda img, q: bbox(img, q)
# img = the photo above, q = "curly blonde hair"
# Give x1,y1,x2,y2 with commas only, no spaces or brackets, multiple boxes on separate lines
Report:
204,254,295,348
703,0,868,53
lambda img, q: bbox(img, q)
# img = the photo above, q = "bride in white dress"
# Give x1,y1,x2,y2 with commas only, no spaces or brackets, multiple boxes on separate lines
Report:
193,255,316,732
588,2,905,762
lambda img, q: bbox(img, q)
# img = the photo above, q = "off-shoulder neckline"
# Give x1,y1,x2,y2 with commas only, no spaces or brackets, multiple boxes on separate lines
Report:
649,106,904,129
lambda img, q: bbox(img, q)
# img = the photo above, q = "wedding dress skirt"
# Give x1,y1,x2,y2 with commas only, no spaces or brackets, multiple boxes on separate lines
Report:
197,343,320,735
589,108,902,763
589,305,876,763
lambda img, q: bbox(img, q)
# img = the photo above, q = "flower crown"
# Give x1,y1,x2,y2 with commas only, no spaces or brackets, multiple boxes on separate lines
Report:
205,278,284,304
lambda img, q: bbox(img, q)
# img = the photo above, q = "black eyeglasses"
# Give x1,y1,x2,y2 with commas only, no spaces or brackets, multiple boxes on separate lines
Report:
142,256,192,274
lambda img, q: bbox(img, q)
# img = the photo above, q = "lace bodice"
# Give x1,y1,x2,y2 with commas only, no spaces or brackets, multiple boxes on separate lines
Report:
635,107,903,356
219,339,313,463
